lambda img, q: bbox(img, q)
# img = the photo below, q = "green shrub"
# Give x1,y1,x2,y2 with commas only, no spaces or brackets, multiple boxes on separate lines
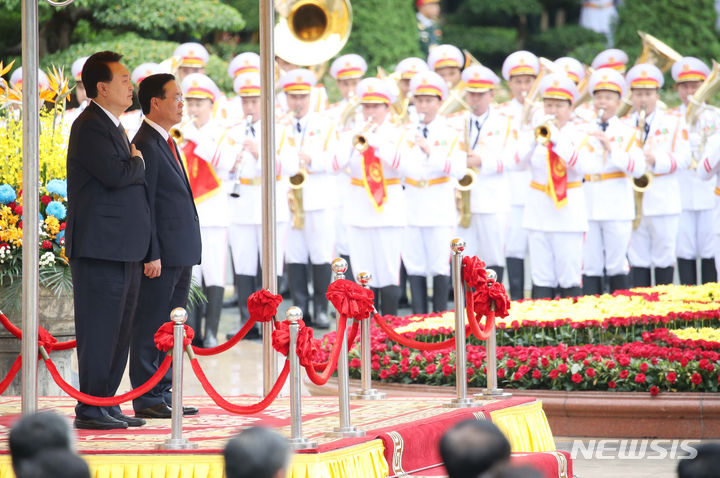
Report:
530,25,607,61
442,25,517,71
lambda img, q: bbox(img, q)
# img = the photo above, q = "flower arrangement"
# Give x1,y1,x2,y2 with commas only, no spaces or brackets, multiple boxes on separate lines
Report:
317,284,720,394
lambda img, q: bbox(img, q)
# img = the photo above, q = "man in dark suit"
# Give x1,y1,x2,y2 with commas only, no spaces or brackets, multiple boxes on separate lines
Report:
129,74,202,418
66,51,150,430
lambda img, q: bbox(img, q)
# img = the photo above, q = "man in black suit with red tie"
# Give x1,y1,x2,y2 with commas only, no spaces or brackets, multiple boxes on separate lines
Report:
130,74,202,419
66,51,150,430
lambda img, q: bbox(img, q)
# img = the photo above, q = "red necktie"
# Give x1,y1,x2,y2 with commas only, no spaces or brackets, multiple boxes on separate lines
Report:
167,136,182,169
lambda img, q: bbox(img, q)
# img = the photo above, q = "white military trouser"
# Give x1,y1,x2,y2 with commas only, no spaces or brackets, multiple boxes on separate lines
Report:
228,222,288,277
628,215,680,268
505,205,528,259
528,230,584,288
676,209,716,259
402,226,455,277
583,220,633,276
285,209,336,264
347,226,404,288
463,213,507,268
192,227,228,287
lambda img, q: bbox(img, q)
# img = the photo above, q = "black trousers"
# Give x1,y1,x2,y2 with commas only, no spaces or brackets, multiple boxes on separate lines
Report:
70,258,142,420
130,265,192,411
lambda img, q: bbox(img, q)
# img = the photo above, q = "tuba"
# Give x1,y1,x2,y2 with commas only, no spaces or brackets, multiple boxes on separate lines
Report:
274,0,353,67
686,59,720,127
617,31,683,117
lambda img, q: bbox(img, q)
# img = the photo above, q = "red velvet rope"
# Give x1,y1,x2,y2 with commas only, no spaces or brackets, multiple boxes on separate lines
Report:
190,358,289,414
311,319,359,372
304,317,348,385
373,312,470,350
192,316,256,355
43,355,172,406
465,285,494,340
0,355,22,395
0,313,76,351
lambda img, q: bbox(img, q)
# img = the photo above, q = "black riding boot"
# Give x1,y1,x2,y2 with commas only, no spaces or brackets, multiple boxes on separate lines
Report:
203,286,224,348
531,285,555,299
408,275,428,314
630,267,651,288
287,263,311,323
582,275,603,296
506,258,525,301
559,286,583,298
654,266,674,285
608,274,631,293
432,275,451,313
677,258,697,286
701,258,717,284
379,285,401,317
312,263,332,328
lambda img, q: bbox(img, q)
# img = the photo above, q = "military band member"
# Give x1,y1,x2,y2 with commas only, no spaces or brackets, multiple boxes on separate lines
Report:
427,44,464,89
517,74,588,298
590,49,629,74
624,64,692,287
394,57,430,123
180,73,230,347
696,134,720,277
222,52,260,126
120,63,160,139
555,56,594,124
580,68,646,294
416,0,442,56
498,50,540,300
332,78,407,315
400,71,465,313
579,0,618,44
64,56,89,127
173,42,209,83
277,69,338,329
455,65,511,282
275,56,329,115
670,57,719,285
223,72,297,339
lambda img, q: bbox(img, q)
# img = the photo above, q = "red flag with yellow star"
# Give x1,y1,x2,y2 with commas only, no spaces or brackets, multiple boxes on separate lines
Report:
361,146,387,211
546,143,568,209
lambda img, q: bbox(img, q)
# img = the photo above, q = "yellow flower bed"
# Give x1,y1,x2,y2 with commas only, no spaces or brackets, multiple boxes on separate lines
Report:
394,283,720,335
670,327,720,342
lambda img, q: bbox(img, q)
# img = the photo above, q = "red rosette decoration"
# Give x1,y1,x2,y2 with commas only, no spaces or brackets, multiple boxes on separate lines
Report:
326,279,375,320
248,289,282,323
271,319,319,368
473,281,511,318
462,256,487,289
38,326,57,350
154,322,195,352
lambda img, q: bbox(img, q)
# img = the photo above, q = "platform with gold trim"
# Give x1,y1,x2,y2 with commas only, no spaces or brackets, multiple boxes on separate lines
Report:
0,395,567,478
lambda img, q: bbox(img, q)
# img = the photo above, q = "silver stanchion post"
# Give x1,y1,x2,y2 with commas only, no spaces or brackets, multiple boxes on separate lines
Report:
446,238,475,408
350,271,385,400
477,270,511,398
160,308,198,450
327,258,365,437
286,307,318,450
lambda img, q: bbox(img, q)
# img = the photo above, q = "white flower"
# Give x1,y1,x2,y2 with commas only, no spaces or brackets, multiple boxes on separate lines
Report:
39,251,56,267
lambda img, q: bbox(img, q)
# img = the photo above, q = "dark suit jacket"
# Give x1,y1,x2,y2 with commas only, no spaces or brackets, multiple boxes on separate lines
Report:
65,101,151,261
132,121,201,267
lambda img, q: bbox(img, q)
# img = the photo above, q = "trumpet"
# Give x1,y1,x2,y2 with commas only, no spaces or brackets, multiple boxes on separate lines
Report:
352,119,377,153
230,114,254,199
596,108,606,128
169,115,196,144
534,116,555,146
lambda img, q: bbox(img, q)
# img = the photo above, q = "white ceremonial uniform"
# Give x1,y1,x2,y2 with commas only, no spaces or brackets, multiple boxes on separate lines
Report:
183,120,232,288
332,119,408,288
277,112,338,265
579,0,617,41
213,94,245,127
626,109,692,268
696,134,720,274
496,98,531,260
276,84,329,115
400,116,466,277
672,104,720,261
580,116,646,276
454,108,513,267
221,119,298,277
62,100,88,132
517,124,588,288
120,108,144,140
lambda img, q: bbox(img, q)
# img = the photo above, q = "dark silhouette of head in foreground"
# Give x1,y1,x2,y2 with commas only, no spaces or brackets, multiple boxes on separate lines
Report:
440,419,512,478
225,427,291,478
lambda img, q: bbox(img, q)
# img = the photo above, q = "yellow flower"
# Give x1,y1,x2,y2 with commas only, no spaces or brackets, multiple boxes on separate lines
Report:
44,216,60,237
670,327,720,342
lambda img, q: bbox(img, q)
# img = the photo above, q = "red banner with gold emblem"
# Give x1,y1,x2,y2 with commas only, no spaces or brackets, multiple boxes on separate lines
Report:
545,143,568,209
182,140,221,203
361,145,387,211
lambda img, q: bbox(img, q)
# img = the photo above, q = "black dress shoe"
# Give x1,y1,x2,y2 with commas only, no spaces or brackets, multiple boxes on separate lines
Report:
111,413,146,427
74,415,128,430
135,403,172,419
182,405,199,416
313,312,330,329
